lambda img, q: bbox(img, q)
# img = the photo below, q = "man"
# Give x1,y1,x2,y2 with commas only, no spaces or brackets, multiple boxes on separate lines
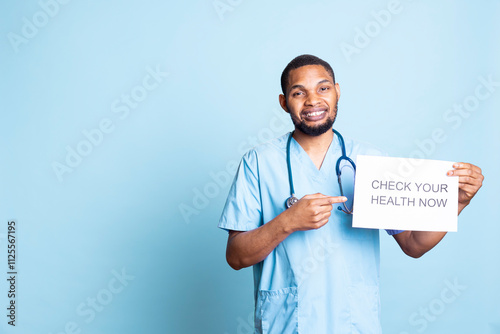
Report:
218,55,483,333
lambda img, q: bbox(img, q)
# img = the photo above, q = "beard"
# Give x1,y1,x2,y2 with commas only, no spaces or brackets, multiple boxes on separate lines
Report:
289,101,338,137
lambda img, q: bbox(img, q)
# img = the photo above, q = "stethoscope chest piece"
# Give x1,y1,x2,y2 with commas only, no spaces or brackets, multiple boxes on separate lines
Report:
286,195,299,209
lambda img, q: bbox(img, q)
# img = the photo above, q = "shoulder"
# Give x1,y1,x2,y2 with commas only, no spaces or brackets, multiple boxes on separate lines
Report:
235,133,289,182
242,132,290,162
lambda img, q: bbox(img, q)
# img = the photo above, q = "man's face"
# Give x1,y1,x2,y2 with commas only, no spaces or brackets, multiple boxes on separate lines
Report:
279,65,340,137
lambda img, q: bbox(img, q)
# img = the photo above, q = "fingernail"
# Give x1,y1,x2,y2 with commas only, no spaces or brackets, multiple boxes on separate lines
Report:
453,163,460,168
447,171,453,176
342,197,347,201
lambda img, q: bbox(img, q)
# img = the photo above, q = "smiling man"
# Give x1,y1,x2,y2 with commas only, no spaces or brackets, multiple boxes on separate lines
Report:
218,54,483,333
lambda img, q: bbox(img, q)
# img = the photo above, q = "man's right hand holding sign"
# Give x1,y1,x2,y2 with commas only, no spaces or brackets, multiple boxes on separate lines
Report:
449,162,485,214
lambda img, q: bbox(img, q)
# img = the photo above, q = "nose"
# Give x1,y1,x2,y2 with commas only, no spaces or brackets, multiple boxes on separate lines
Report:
305,92,321,106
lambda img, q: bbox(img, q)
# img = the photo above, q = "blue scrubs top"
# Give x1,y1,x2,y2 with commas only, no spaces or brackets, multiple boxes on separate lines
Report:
219,132,401,334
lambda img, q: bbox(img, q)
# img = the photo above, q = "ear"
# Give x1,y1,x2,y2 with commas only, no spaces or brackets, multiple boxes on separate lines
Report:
334,83,341,101
279,94,289,113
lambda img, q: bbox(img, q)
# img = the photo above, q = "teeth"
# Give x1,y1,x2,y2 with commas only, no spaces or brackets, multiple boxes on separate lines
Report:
306,111,325,117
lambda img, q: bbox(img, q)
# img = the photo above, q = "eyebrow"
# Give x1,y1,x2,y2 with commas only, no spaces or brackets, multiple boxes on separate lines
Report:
288,79,333,93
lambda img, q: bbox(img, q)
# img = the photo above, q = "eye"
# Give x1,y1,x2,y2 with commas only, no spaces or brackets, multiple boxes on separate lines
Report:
292,91,303,97
320,86,330,92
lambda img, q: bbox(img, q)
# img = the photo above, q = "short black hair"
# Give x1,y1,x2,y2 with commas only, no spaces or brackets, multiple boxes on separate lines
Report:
280,54,335,96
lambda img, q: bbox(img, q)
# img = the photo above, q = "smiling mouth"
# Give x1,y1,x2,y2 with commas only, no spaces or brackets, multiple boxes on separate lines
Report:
303,109,327,122
305,110,326,117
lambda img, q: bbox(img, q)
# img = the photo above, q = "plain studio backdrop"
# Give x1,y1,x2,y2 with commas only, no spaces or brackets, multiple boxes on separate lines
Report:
1,1,499,333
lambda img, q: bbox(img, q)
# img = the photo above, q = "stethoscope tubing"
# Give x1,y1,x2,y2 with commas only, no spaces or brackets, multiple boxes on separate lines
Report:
285,128,356,212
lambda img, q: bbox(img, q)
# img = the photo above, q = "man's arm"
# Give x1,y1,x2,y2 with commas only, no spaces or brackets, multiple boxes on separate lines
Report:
393,162,484,258
226,194,346,270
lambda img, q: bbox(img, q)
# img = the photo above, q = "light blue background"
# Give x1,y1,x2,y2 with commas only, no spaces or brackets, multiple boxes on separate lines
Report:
1,1,499,333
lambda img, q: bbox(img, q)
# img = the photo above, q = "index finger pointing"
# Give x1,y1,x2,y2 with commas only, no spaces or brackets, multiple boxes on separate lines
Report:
302,193,330,200
326,196,348,204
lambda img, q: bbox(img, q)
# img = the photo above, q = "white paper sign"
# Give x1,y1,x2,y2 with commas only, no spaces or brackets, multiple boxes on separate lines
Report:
352,155,458,232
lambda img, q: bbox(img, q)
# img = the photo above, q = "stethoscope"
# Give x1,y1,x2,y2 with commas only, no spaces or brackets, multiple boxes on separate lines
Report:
285,128,356,214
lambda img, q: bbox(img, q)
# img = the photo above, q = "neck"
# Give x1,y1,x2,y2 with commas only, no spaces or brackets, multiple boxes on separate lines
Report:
293,128,334,155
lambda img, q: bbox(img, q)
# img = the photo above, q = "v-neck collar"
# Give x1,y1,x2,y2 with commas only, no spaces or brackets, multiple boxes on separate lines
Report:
290,133,341,181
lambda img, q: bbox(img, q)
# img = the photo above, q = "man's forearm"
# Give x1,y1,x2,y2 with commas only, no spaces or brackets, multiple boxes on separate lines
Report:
393,229,446,258
225,194,343,269
226,212,293,270
406,231,447,258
